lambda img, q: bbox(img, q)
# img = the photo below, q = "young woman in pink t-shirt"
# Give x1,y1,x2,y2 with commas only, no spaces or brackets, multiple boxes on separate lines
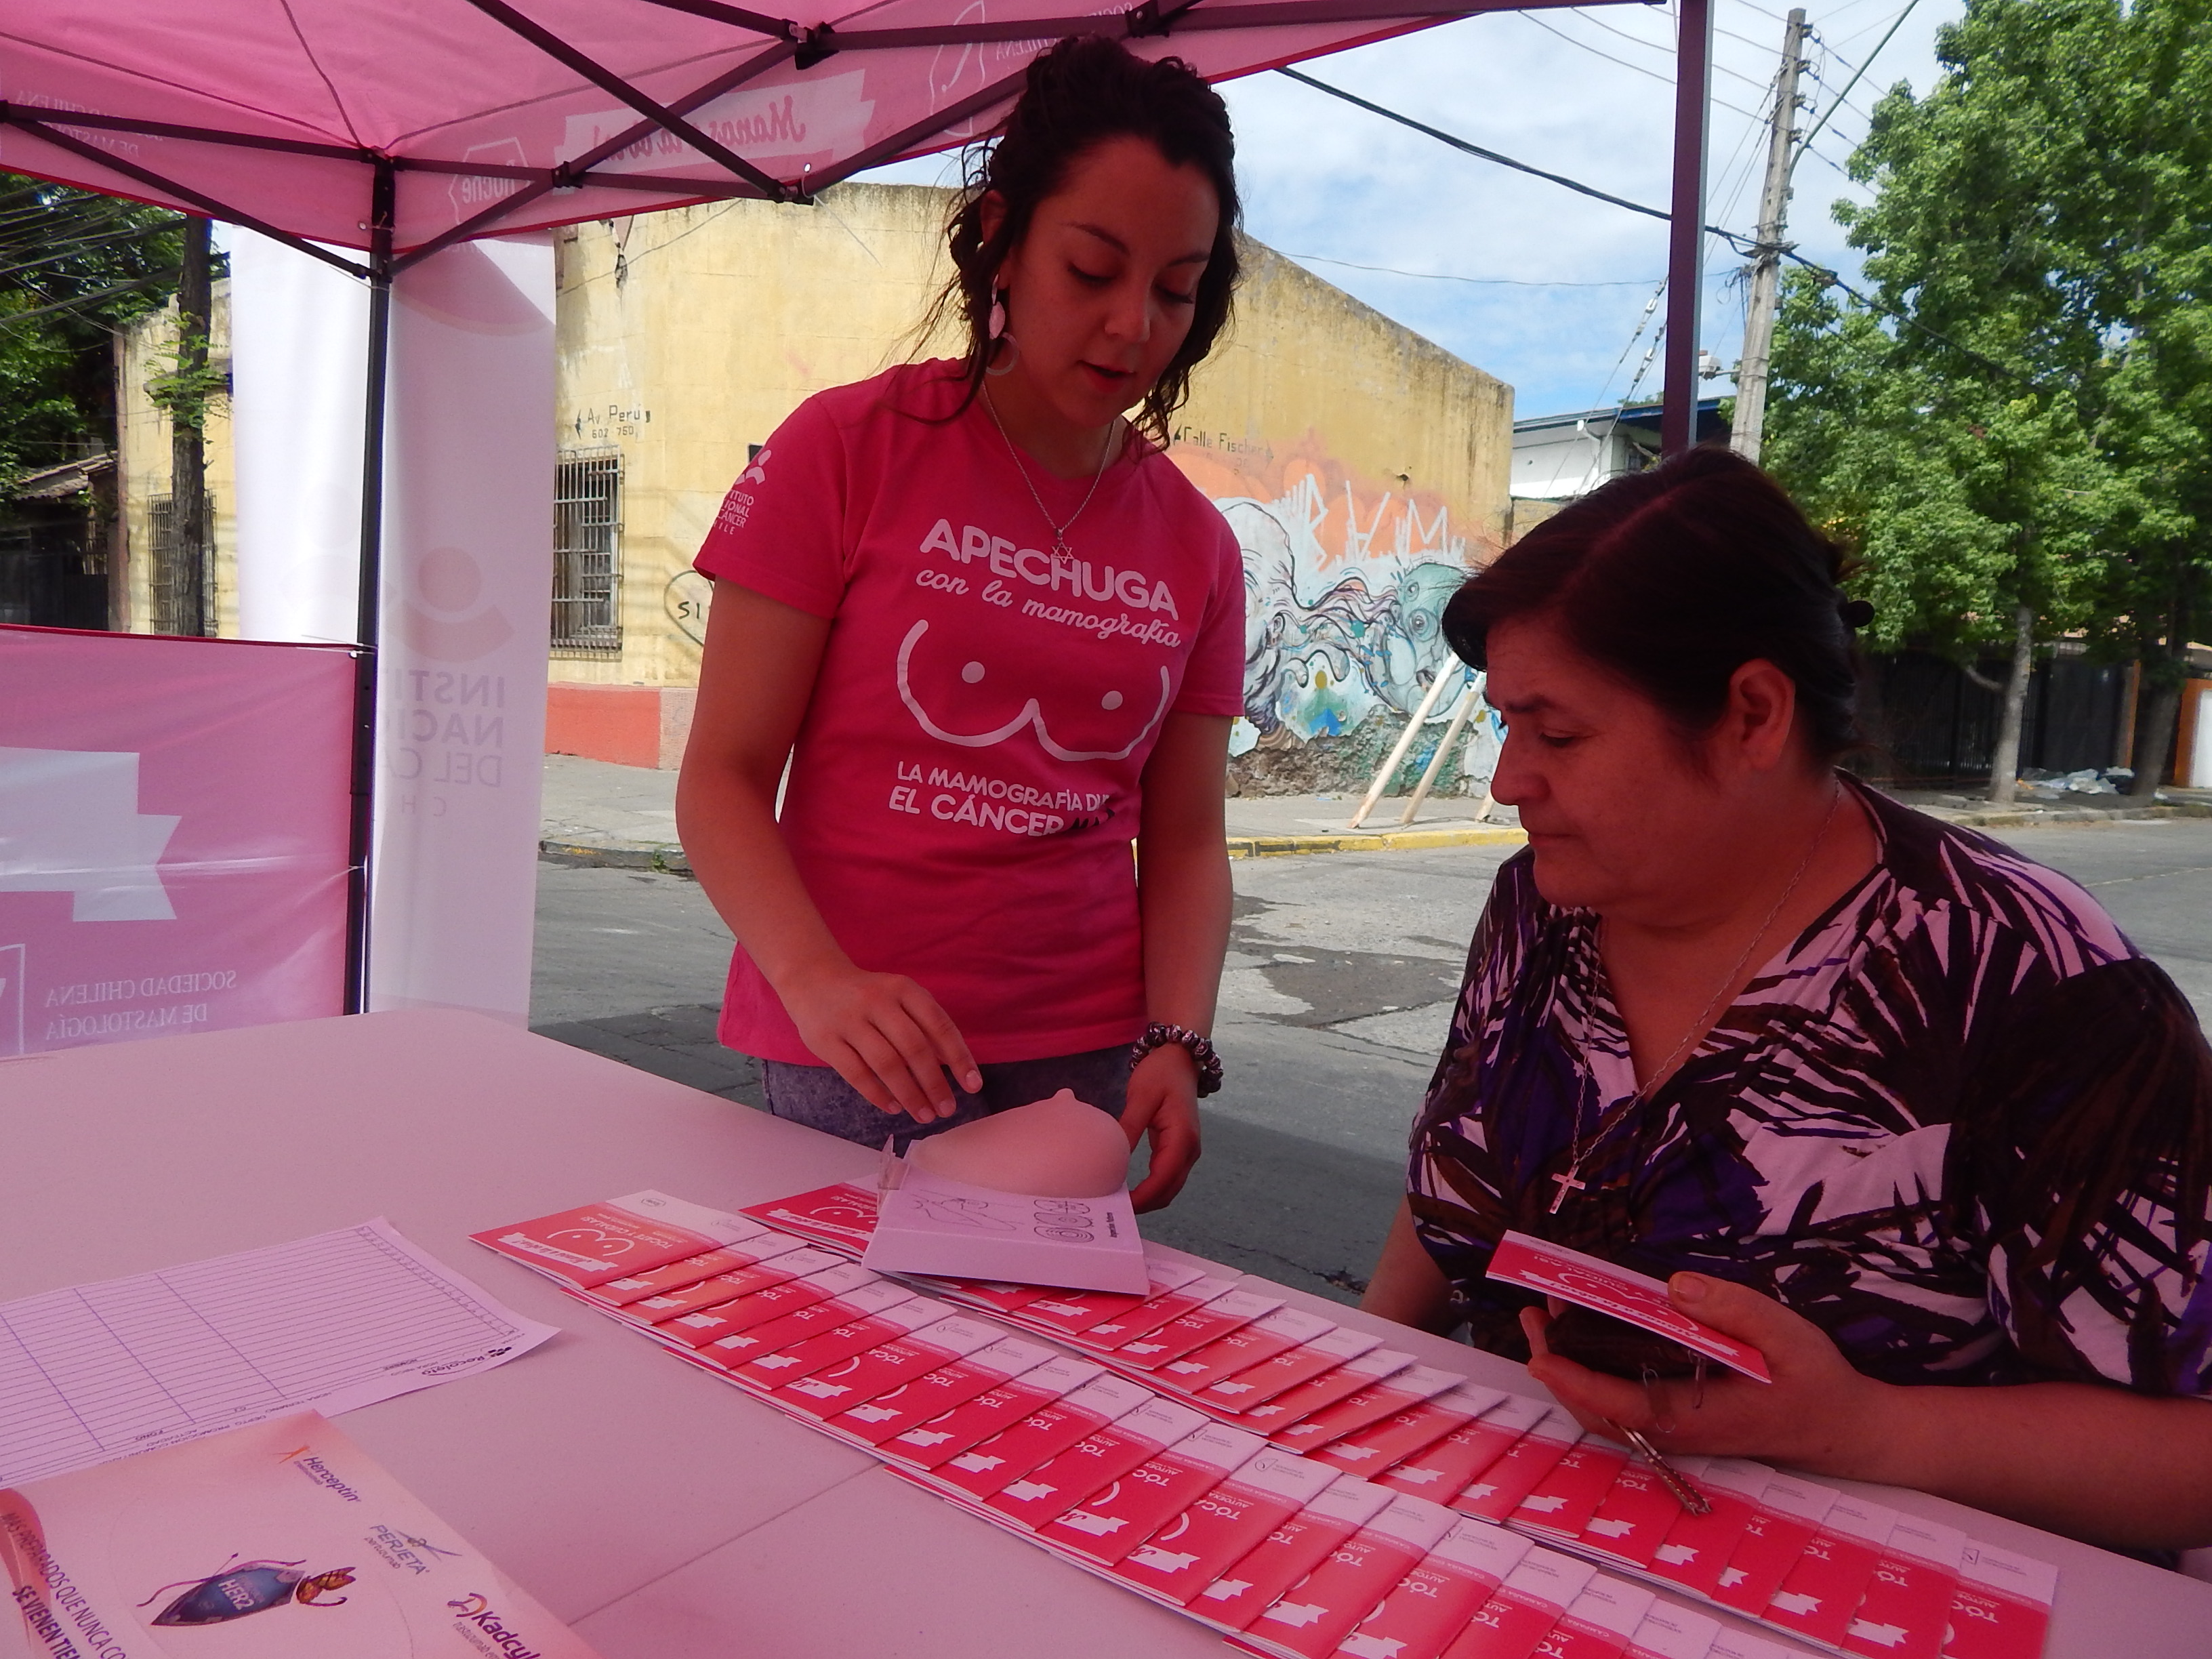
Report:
677,39,1247,1210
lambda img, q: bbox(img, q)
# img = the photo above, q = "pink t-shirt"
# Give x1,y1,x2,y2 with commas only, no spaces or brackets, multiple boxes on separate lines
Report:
693,361,1246,1065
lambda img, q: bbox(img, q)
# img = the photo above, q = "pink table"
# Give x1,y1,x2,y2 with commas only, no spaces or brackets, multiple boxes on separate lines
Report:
2,1009,2205,1658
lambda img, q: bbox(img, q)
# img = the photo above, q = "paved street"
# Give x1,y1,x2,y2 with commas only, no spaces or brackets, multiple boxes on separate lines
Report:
533,815,2212,1308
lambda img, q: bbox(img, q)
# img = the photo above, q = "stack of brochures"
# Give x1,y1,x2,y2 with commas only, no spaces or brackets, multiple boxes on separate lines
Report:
472,1189,2057,1659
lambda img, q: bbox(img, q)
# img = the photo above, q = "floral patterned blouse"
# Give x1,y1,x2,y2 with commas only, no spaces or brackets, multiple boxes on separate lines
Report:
1410,779,2212,1397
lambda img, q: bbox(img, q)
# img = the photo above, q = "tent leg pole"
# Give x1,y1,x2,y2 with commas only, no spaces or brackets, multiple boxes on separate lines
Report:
345,160,396,1016
1662,0,1713,457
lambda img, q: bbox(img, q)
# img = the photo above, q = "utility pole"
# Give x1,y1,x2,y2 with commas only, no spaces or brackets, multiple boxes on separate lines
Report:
1729,7,1810,464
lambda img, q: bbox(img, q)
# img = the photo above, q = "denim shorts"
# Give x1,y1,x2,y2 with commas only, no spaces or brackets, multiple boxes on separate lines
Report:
760,1044,1132,1152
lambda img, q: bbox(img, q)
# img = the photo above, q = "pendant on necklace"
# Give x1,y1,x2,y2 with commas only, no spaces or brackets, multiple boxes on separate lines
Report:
1547,1169,1587,1214
1052,535,1069,556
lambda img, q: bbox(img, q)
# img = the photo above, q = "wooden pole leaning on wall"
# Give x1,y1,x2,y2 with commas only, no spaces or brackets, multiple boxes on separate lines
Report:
1347,670,1455,830
1399,678,1485,826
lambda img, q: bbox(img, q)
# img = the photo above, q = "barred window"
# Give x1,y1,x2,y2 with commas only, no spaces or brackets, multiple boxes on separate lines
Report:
553,451,621,655
148,494,211,637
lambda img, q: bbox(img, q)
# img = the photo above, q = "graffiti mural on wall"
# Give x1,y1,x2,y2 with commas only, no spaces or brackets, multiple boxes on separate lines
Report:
1171,437,1495,750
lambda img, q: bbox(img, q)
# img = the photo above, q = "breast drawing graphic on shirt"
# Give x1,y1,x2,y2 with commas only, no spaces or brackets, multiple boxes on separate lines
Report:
897,618,1172,762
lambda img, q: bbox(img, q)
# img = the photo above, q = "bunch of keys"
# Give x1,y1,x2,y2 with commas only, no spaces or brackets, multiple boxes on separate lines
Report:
1618,1425,1710,1515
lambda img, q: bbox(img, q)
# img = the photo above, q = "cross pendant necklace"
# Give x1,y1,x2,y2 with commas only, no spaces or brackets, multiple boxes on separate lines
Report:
1543,784,1845,1218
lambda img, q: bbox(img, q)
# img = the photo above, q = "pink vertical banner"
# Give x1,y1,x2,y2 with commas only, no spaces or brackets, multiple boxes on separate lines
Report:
0,625,353,1052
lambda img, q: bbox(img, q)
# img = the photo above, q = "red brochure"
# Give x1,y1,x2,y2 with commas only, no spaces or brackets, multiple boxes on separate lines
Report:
1243,1493,1458,1658
769,1312,1001,1418
927,1374,1157,1499
933,1279,1059,1316
985,1397,1209,1528
724,1293,947,1391
1270,1364,1465,1452
679,1262,886,1353
471,1190,768,1289
828,1334,1061,1445
1454,1410,1581,1522
1201,1326,1387,1412
1485,1232,1770,1384
1015,1262,1216,1343
1113,1448,1345,1605
1334,1516,1532,1659
573,1229,803,1308
1114,1289,1287,1370
1310,1384,1507,1477
1040,1423,1267,1563
1153,1308,1338,1395
1195,1476,1396,1630
1622,1603,1722,1659
1511,1437,1629,1538
880,1353,1105,1469
1648,1458,1771,1597
1375,1392,1551,1502
1537,1577,1656,1659
1712,1471,1837,1616
1575,1460,1684,1568
1440,1547,1597,1659
615,1244,843,1325
694,1273,914,1366
738,1182,879,1251
1764,1492,1898,1648
1708,1631,1803,1659
1841,1514,1965,1659
1242,1347,1419,1429
1941,1542,2057,1659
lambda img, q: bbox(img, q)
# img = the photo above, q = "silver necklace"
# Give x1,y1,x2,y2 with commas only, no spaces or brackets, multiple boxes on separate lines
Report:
1547,784,1845,1216
982,388,1116,557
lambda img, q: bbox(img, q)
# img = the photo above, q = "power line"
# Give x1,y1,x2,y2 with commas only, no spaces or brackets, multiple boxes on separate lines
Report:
1517,13,1765,122
1277,67,1758,250
1558,8,1778,97
1287,252,1663,288
0,274,169,330
1799,0,1921,160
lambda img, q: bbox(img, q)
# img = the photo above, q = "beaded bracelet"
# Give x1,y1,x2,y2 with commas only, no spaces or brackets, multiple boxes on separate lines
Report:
1129,1021,1224,1098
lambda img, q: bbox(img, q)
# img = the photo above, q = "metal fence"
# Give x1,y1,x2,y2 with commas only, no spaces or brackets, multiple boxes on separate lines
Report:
147,495,211,637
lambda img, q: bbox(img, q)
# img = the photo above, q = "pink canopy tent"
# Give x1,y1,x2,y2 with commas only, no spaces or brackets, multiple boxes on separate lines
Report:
1,0,1713,1010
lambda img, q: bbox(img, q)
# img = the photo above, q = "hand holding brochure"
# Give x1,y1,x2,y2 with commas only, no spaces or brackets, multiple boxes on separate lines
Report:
1484,1232,1771,1383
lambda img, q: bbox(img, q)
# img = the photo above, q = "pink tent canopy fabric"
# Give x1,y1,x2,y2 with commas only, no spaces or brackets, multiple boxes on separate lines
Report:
3,0,1624,270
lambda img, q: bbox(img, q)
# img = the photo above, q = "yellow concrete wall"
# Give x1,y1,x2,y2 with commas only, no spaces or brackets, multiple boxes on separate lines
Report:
115,284,237,638
549,184,1514,776
116,187,1515,787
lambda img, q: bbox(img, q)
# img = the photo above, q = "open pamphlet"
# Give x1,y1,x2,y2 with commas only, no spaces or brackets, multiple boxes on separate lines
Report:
473,1188,2059,1659
1486,1232,1773,1384
1,1412,597,1658
863,1155,1149,1294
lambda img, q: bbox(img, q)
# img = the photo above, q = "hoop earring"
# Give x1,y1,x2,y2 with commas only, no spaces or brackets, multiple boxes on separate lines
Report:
985,331,1021,377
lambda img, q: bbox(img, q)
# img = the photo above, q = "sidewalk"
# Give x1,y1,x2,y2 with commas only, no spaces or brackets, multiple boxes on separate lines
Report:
537,753,2211,874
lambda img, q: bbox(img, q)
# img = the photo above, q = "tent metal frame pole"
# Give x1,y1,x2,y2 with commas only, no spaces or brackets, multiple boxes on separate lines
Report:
345,159,396,1016
1661,0,1712,457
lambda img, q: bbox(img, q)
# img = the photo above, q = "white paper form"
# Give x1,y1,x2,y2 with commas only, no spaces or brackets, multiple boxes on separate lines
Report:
0,1219,556,1485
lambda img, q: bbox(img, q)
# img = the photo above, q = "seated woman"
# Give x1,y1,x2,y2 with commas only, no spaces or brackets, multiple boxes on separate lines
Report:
1361,447,2212,1553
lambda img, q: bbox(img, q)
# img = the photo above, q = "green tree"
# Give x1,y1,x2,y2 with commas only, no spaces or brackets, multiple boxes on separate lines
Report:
0,175,184,487
1767,0,2212,799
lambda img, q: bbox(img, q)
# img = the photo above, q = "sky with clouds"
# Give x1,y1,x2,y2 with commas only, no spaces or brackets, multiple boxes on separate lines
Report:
862,0,1961,423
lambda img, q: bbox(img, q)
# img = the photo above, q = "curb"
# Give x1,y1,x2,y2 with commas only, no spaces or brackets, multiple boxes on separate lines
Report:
539,837,693,875
541,823,1528,874
542,800,2204,873
1918,802,2212,831
1228,824,1527,859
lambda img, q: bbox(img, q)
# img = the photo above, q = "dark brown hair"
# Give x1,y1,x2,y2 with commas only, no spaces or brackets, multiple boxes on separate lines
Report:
1442,447,1865,762
928,35,1241,444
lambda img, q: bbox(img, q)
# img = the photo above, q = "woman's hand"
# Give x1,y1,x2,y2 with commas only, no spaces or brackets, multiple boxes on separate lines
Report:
1521,1273,1891,1475
1123,1042,1202,1212
779,958,983,1124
